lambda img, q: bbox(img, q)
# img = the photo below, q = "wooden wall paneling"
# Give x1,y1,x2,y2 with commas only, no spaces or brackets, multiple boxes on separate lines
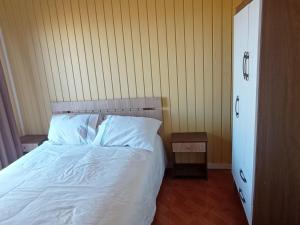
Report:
70,0,92,100
54,0,77,101
78,0,99,100
19,0,50,132
0,1,25,132
203,0,213,162
184,0,196,132
33,0,57,102
156,0,172,156
174,0,188,132
128,0,145,98
111,0,130,99
233,0,243,12
119,0,137,99
86,0,106,100
14,0,45,133
0,2,23,134
235,0,252,15
28,0,53,121
5,0,40,134
137,0,153,97
103,0,122,99
0,0,234,164
40,0,64,102
0,3,23,134
212,0,223,163
147,0,161,98
222,0,233,163
64,0,85,101
48,0,70,102
94,0,114,99
0,51,22,134
194,0,205,132
24,1,51,121
165,0,180,132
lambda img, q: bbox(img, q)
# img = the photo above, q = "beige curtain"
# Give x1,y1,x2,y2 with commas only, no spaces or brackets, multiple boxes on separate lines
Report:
0,60,22,169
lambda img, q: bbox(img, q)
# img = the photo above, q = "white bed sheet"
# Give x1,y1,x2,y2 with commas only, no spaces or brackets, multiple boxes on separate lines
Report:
0,135,166,225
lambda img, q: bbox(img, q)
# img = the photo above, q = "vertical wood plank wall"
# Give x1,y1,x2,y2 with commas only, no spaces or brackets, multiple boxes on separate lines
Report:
233,0,243,10
0,0,234,164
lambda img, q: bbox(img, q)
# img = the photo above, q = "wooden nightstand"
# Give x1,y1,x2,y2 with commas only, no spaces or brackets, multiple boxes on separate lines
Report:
20,135,48,154
171,132,208,179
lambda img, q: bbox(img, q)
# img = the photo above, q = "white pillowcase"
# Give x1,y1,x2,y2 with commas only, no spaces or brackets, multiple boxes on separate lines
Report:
86,114,101,143
93,115,162,151
48,114,99,145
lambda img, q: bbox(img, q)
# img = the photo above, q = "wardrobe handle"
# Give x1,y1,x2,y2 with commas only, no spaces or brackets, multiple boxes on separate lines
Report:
243,54,246,78
243,52,249,81
239,169,247,183
235,96,240,118
239,188,246,203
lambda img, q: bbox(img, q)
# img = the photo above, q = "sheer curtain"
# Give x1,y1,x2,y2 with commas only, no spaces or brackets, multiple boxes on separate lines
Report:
0,60,22,169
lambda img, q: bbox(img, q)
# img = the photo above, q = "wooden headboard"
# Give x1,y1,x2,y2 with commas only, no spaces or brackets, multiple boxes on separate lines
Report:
51,97,163,121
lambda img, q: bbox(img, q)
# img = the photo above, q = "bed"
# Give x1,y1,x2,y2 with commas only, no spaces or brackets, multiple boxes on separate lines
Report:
0,97,166,225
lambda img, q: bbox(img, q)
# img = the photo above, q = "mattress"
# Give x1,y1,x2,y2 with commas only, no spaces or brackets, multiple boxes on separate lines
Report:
0,135,166,225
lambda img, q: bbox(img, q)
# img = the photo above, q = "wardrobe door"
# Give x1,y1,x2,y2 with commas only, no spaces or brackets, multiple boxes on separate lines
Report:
242,0,261,206
236,1,261,224
232,5,249,188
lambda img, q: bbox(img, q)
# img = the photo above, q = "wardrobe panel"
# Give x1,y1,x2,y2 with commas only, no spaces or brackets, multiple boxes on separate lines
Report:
253,0,300,224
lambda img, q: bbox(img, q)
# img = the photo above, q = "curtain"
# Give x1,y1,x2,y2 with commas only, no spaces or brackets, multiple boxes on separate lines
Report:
0,60,22,169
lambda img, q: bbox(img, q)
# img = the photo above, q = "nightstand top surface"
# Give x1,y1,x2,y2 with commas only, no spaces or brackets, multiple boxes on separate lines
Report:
171,132,208,143
20,135,48,144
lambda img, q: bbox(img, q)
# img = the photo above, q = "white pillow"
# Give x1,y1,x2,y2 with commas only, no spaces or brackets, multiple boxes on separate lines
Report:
86,114,101,143
92,116,110,144
48,114,99,145
93,115,162,151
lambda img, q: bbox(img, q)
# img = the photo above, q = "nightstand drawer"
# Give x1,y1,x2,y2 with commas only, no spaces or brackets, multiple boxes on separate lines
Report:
171,132,208,179
22,143,39,153
172,142,206,153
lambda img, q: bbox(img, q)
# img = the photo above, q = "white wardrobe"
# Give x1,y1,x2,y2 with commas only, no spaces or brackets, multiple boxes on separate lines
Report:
232,0,261,224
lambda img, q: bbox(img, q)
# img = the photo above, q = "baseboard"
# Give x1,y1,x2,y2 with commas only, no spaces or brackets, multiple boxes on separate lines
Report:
208,163,232,169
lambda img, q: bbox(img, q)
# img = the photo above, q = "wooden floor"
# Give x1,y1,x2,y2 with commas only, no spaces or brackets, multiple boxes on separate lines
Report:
152,170,248,225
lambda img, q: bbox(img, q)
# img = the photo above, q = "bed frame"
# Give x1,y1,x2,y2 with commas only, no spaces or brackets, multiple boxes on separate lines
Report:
51,97,163,122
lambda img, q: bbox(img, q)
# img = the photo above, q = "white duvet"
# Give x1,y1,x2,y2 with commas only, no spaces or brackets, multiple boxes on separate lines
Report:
0,135,166,225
